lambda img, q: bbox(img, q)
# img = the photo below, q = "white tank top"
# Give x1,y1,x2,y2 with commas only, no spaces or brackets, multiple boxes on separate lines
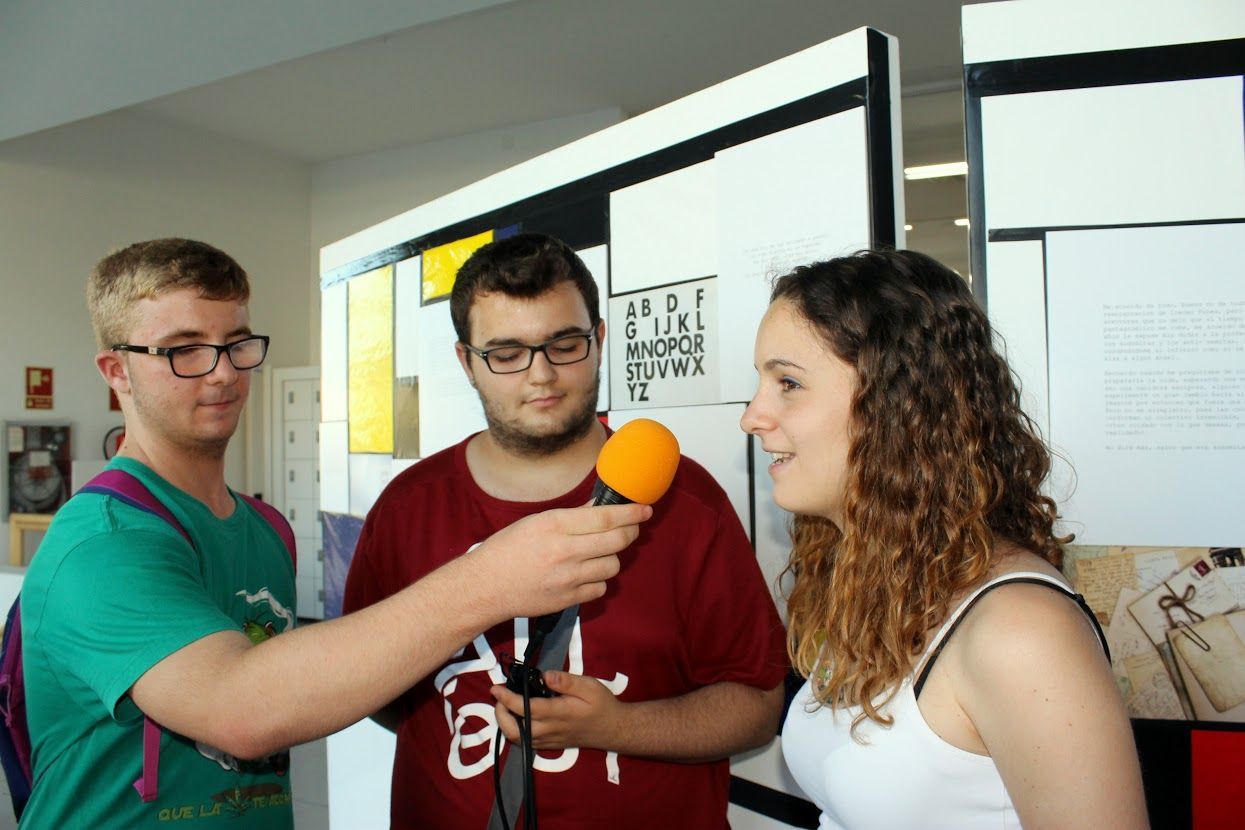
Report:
781,572,1103,830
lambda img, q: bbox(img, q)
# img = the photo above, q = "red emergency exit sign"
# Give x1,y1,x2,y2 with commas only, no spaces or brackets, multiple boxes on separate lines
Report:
25,366,53,409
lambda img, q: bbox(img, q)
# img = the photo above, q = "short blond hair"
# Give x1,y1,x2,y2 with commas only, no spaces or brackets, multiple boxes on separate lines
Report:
87,238,251,349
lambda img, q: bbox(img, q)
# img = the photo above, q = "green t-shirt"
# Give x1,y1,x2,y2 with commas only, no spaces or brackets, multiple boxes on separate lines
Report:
20,458,297,829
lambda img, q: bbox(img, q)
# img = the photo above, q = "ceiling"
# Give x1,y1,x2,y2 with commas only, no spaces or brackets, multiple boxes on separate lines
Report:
127,0,979,164
12,0,984,272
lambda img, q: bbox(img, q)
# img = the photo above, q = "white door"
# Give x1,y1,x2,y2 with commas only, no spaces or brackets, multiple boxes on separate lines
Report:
268,366,323,619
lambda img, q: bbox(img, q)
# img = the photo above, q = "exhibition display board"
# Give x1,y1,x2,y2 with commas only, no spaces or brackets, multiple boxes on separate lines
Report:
963,3,1245,826
318,26,902,830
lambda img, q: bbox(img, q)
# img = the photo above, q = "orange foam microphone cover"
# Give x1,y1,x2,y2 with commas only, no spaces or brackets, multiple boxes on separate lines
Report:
595,419,681,505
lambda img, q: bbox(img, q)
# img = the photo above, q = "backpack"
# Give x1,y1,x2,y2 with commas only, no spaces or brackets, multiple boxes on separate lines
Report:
0,468,296,820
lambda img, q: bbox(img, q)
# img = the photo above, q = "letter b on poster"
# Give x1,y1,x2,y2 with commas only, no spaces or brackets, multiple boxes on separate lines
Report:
610,277,720,409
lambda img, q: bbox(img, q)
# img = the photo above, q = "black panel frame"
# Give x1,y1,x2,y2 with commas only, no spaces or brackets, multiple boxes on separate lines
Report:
963,37,1245,307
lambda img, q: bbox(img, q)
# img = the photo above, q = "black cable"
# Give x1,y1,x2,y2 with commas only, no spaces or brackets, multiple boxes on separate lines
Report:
522,659,537,830
493,626,548,830
524,622,549,663
493,720,510,830
491,681,539,830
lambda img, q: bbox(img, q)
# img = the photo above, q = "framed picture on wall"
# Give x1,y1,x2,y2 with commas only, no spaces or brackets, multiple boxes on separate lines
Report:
5,422,72,515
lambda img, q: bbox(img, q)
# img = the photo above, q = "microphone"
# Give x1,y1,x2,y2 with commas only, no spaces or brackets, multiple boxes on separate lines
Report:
515,419,681,691
589,418,681,507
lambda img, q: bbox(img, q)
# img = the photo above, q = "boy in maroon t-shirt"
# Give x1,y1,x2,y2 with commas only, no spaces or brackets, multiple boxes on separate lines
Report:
344,233,787,829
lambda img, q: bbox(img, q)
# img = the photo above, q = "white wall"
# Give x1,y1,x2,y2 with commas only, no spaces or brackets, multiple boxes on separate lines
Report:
0,99,624,569
0,109,312,562
0,103,625,565
308,107,623,357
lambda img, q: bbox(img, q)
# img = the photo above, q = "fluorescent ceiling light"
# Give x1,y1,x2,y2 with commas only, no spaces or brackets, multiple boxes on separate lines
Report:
903,161,968,180
954,218,970,227
904,224,913,231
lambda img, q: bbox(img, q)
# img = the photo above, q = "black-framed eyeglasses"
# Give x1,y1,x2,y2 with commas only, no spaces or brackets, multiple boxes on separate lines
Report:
463,331,595,375
111,335,270,379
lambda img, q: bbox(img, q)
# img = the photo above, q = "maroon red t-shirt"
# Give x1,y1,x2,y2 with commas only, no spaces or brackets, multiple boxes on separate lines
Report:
343,436,788,829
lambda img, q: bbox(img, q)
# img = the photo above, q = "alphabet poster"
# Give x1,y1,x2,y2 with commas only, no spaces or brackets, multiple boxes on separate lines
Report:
609,278,718,409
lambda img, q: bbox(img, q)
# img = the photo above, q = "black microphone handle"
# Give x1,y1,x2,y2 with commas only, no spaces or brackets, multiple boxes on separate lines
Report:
590,478,634,507
530,611,562,641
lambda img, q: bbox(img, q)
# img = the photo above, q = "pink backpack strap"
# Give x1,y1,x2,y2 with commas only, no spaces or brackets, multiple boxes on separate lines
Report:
84,471,295,569
80,471,295,809
0,598,33,784
79,469,192,547
132,718,161,802
239,494,297,572
80,469,186,807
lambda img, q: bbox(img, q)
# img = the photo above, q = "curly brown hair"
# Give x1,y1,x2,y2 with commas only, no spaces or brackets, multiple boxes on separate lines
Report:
774,249,1067,730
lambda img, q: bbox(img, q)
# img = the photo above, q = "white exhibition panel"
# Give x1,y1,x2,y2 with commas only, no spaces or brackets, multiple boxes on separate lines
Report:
320,29,874,275
963,0,1245,64
968,1,1245,556
394,256,422,379
981,77,1245,230
318,420,350,516
983,239,1049,438
750,437,796,614
608,403,750,532
731,740,804,816
347,452,395,520
727,803,801,830
609,160,717,293
579,244,611,413
1044,223,1245,547
417,299,487,458
326,719,395,830
391,457,417,478
319,281,348,422
717,109,872,403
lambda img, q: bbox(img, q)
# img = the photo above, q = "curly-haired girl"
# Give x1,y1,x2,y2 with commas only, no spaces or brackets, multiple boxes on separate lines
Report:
742,249,1147,829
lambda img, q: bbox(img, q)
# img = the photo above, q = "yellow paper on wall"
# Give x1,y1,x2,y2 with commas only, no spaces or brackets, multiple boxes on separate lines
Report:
422,230,494,303
348,265,394,453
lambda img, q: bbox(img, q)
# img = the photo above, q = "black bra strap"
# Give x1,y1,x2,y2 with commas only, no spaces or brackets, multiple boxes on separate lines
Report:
913,576,1108,700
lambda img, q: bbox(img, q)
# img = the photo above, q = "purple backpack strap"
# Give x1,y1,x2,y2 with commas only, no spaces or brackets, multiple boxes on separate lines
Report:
80,468,193,805
79,471,297,805
79,469,192,547
78,471,297,806
239,494,297,572
133,719,161,802
0,598,32,784
85,471,295,568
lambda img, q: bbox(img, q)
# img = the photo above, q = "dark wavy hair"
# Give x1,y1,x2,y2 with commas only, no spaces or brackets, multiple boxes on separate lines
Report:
450,232,599,343
775,249,1067,730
